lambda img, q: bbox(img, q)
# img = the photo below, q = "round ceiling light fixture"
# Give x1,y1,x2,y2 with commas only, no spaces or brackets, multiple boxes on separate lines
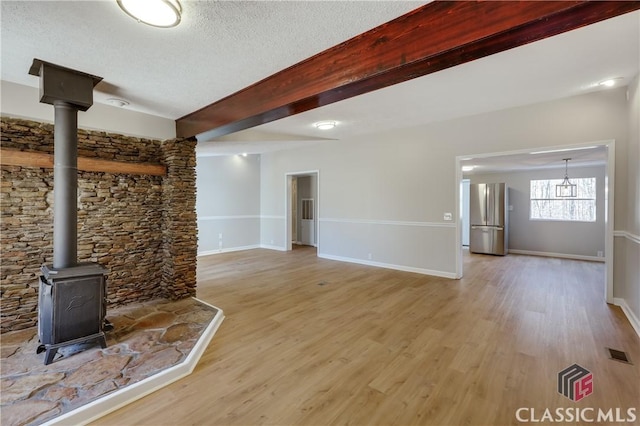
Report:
105,98,130,108
314,121,337,130
117,0,182,28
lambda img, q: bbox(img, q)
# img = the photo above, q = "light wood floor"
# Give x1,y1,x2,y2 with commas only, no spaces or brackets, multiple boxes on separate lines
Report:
95,247,639,425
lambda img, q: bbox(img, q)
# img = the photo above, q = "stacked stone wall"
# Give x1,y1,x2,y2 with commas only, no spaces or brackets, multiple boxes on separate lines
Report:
160,138,197,300
0,118,197,333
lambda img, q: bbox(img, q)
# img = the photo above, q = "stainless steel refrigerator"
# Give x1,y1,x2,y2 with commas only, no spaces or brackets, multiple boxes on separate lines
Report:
469,183,508,255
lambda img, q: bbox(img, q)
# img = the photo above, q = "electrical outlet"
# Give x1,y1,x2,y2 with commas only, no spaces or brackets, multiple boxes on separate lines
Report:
368,253,372,260
270,239,274,245
597,251,604,257
444,212,453,221
509,205,514,211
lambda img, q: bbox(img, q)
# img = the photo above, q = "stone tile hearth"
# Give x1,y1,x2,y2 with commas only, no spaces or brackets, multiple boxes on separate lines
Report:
1,298,218,426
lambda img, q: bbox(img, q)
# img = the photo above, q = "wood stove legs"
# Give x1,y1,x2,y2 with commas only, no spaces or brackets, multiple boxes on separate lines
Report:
37,332,107,365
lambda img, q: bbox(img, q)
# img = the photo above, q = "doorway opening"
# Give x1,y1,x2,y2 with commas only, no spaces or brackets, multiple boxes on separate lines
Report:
455,140,615,303
285,170,319,252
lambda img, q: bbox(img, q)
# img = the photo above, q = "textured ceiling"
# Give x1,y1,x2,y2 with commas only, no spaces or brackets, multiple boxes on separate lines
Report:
196,9,639,158
1,1,638,164
233,10,639,151
0,0,427,119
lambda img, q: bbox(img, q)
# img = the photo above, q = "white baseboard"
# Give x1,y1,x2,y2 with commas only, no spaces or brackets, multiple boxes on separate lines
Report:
260,244,287,252
198,245,260,257
44,299,225,426
318,253,457,279
199,244,288,254
508,249,605,262
293,242,318,248
613,298,640,338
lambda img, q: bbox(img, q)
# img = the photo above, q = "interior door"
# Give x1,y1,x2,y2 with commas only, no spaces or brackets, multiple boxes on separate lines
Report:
300,198,314,246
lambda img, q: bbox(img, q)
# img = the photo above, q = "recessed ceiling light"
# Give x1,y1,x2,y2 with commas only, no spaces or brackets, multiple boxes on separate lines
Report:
242,153,248,157
105,98,130,108
117,0,182,28
598,78,622,88
314,121,337,130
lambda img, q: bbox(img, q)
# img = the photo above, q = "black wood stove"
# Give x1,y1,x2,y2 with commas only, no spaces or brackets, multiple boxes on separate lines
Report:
38,263,107,364
29,59,109,364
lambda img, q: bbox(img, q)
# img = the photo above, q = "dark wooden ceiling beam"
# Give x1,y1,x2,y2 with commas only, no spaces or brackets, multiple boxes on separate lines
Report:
176,1,640,139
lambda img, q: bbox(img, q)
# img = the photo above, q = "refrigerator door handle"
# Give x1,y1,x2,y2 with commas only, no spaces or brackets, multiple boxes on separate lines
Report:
471,225,504,231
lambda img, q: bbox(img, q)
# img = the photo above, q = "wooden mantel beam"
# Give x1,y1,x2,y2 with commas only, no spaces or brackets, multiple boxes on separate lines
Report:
0,148,167,176
176,1,640,139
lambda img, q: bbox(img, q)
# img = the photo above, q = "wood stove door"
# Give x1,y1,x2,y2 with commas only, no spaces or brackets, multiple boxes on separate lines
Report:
53,276,104,343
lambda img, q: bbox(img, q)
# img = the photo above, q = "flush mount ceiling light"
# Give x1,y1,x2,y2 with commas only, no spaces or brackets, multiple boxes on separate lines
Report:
461,165,476,172
117,0,182,28
598,77,623,88
314,121,337,130
556,158,577,197
105,98,130,108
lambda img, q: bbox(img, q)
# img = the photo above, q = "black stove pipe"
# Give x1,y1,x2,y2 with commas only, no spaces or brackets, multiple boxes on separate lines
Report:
52,101,79,269
28,59,102,268
30,59,109,365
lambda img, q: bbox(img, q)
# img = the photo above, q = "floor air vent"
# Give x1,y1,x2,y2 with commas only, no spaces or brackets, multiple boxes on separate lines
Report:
606,347,632,364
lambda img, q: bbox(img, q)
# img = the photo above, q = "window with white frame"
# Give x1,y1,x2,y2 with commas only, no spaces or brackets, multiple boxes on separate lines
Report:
530,178,596,222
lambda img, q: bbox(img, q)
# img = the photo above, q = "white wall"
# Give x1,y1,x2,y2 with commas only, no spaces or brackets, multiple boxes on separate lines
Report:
196,154,261,255
1,81,175,140
613,73,640,335
260,87,629,279
469,166,606,259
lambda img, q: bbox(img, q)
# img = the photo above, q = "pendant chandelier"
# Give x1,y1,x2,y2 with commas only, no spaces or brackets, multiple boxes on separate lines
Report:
556,158,577,197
